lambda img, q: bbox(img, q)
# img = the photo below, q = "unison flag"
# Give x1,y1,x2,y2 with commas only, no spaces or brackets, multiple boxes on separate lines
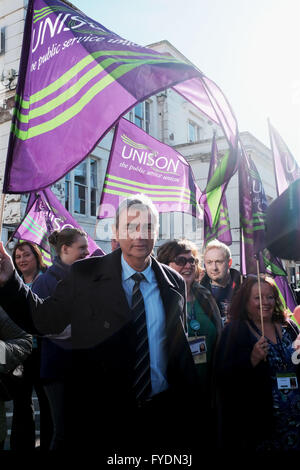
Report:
98,118,202,219
13,188,104,257
239,146,267,274
268,120,300,195
3,0,238,194
239,146,296,311
203,132,232,246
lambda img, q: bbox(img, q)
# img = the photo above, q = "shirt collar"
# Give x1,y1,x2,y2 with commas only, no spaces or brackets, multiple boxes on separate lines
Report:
121,254,152,283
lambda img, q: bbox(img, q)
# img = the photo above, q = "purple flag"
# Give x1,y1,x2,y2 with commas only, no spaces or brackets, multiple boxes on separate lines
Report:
239,145,296,311
274,275,297,313
3,0,237,194
203,132,232,246
13,188,104,257
239,146,267,274
174,76,238,149
268,120,300,196
98,118,202,219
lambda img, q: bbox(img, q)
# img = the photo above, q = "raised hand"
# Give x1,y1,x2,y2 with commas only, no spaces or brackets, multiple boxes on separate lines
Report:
250,335,269,367
0,242,15,286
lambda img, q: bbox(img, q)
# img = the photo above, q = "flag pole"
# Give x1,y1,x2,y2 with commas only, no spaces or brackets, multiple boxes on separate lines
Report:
0,193,6,242
255,255,264,337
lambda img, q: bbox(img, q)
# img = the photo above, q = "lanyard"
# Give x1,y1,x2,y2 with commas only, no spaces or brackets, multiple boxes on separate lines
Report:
187,301,201,336
248,318,290,370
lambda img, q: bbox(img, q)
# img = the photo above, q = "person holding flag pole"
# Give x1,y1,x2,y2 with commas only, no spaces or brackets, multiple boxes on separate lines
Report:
215,272,300,451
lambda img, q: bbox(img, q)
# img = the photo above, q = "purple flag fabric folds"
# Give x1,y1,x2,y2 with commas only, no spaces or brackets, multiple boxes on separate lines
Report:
239,145,296,311
203,133,232,246
13,188,104,257
4,0,238,194
268,121,300,196
98,118,202,219
239,146,267,273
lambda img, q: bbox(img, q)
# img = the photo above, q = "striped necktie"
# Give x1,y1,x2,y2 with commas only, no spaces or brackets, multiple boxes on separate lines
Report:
131,272,151,401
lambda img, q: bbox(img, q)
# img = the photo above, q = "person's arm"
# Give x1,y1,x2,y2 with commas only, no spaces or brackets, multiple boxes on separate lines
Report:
0,308,32,373
31,271,54,298
216,322,254,376
0,243,72,335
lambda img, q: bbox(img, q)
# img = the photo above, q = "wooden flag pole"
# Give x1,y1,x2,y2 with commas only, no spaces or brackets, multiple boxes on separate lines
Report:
0,193,6,243
256,257,264,337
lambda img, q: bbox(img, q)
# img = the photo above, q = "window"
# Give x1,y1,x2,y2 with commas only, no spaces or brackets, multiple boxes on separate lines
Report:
74,162,87,214
90,158,97,216
188,121,201,143
145,101,150,134
134,102,144,128
0,28,5,55
65,173,71,211
129,101,151,133
65,157,99,217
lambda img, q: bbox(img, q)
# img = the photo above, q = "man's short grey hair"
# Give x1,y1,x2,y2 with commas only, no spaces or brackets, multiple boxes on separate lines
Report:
115,194,159,230
203,239,231,261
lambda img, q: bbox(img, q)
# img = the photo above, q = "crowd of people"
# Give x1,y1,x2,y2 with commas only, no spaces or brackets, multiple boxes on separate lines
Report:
0,193,299,455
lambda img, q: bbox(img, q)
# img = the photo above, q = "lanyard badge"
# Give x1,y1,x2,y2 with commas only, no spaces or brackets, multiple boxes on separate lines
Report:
276,372,298,390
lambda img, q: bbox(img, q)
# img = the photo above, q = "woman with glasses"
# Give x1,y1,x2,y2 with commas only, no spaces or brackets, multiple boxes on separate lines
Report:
156,239,223,445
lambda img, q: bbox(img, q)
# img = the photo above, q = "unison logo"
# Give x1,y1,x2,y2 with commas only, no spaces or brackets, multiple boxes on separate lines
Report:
32,10,108,53
120,134,180,174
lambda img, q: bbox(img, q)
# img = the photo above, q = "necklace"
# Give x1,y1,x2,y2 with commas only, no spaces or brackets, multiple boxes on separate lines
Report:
187,301,201,333
24,270,39,285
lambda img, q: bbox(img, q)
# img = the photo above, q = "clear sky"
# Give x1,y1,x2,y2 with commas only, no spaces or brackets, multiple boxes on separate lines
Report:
74,0,300,163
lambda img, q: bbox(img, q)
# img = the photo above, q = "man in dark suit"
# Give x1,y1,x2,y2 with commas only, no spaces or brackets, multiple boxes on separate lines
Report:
0,194,198,454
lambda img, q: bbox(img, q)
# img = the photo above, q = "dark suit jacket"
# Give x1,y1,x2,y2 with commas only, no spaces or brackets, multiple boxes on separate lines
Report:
0,249,198,450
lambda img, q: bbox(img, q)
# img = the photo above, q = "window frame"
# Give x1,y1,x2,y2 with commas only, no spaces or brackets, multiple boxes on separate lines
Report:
188,120,201,143
65,157,99,218
129,100,151,133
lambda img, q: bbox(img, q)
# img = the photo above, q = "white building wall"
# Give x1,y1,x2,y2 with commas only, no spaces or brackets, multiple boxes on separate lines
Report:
0,0,27,235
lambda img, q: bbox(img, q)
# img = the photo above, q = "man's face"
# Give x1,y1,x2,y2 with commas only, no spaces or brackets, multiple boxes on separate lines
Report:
204,247,232,286
115,205,157,268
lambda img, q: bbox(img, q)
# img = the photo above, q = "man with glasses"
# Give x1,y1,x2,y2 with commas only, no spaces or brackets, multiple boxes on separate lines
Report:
201,240,241,324
0,194,198,454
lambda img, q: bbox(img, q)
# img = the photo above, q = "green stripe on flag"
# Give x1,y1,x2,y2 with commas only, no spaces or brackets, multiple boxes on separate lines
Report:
33,6,74,23
103,187,198,205
206,185,222,227
24,217,46,239
15,51,182,109
16,56,179,123
22,219,45,240
12,57,183,140
105,174,192,196
205,151,229,192
103,183,192,204
104,180,191,199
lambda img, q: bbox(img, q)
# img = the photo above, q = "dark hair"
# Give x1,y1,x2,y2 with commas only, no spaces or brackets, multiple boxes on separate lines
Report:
229,274,288,323
12,241,46,276
48,228,87,255
156,239,203,279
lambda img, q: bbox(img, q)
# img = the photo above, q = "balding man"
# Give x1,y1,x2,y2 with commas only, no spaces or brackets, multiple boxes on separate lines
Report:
201,240,241,324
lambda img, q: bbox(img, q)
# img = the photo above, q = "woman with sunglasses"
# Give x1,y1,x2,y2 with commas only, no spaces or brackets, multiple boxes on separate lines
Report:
157,239,223,444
